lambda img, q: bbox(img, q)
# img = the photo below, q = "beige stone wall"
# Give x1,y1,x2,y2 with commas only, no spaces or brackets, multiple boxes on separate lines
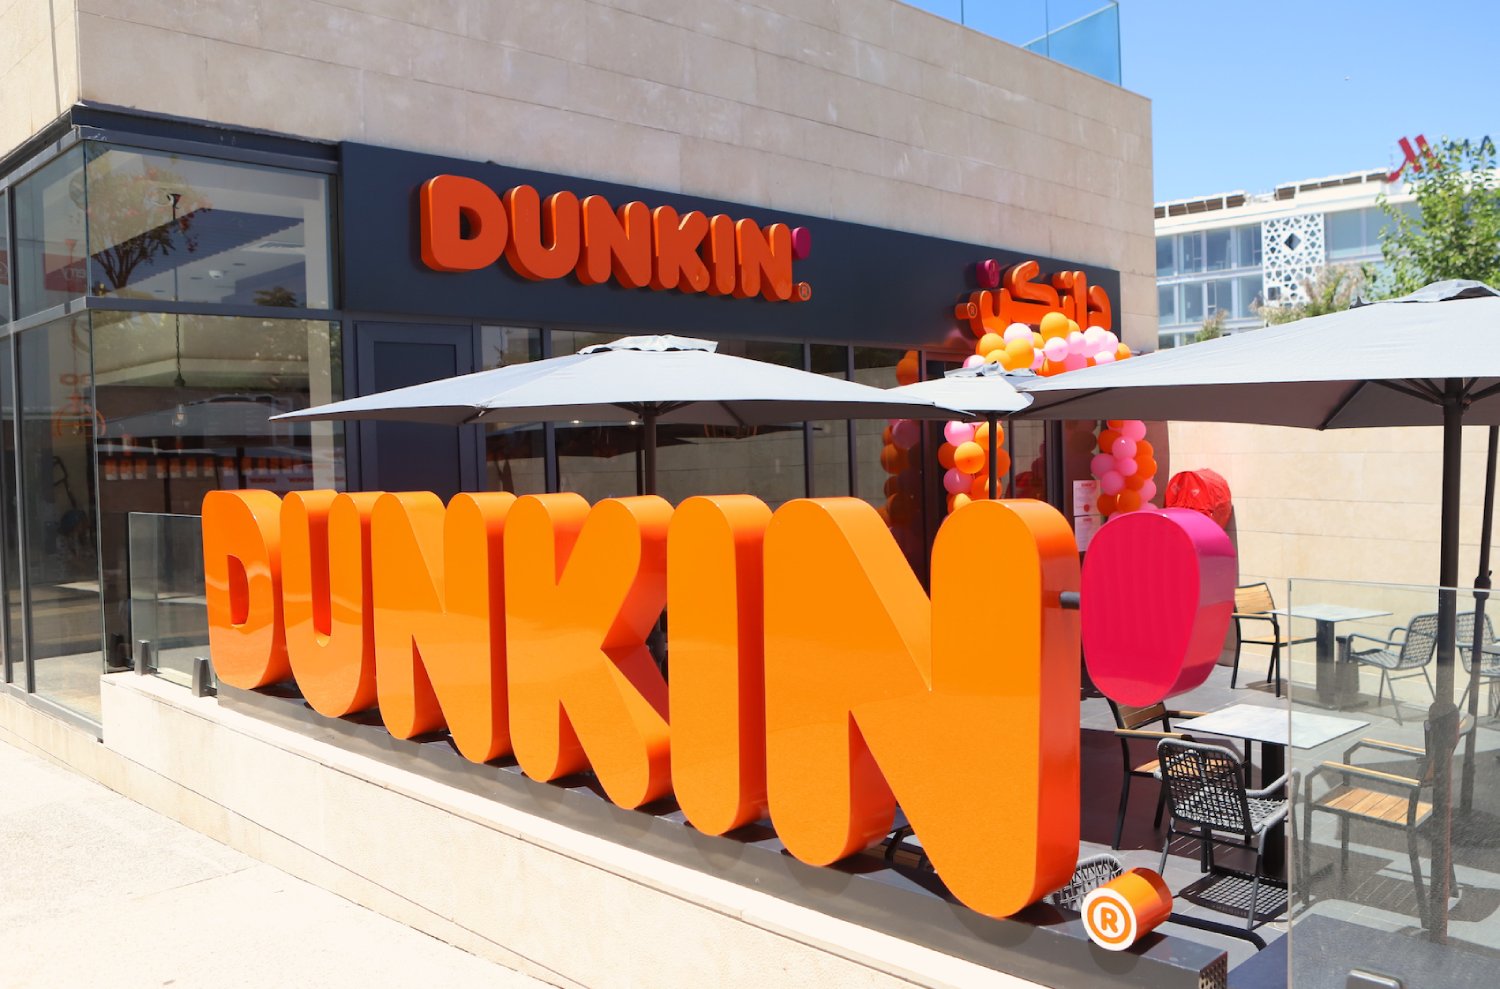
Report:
68,0,1154,348
0,0,80,156
1171,420,1500,594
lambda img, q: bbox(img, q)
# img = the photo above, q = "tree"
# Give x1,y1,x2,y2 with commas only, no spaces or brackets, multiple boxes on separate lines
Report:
1254,264,1364,325
1376,136,1500,296
1194,308,1227,343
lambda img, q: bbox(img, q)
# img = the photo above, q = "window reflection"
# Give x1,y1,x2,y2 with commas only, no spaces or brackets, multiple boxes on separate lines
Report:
90,313,342,686
14,147,87,317
84,146,332,309
479,325,545,495
0,190,10,322
854,347,923,572
809,344,849,498
0,336,19,685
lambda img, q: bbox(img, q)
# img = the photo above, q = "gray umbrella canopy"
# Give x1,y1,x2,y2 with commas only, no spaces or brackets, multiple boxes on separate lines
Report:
1015,280,1500,940
276,334,966,493
888,363,1031,499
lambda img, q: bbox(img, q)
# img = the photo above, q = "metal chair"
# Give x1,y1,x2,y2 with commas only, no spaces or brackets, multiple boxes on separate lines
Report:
1157,738,1289,930
1047,853,1123,910
1347,612,1439,725
1233,582,1313,697
1107,700,1208,850
1458,610,1500,717
1303,715,1468,930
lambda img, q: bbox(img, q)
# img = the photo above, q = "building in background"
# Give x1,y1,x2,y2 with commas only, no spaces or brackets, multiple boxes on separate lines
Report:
1154,168,1419,347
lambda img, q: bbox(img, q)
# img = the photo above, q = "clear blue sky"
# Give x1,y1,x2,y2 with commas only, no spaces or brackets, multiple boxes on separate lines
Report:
906,1,1498,202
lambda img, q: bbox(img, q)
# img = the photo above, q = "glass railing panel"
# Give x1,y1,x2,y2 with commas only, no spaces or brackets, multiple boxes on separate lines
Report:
127,512,209,686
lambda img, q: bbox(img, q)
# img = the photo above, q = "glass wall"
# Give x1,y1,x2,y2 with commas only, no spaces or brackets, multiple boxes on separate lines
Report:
0,189,9,322
479,325,546,495
17,315,104,718
84,147,333,309
809,345,849,498
0,334,18,686
13,147,87,317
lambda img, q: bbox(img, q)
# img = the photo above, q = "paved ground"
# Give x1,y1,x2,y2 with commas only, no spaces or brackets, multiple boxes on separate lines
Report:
0,738,551,989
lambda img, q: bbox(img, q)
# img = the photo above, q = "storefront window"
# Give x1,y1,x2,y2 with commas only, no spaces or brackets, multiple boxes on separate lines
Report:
14,147,87,317
1178,233,1203,273
1236,224,1262,268
0,189,11,322
1235,274,1263,318
1157,284,1177,325
479,325,545,495
854,347,922,572
1205,228,1231,270
0,336,19,685
809,344,849,497
90,313,342,674
17,315,103,719
84,146,333,309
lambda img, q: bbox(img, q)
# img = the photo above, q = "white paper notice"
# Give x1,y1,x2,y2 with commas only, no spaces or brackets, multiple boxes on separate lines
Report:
1072,479,1099,517
1074,513,1104,551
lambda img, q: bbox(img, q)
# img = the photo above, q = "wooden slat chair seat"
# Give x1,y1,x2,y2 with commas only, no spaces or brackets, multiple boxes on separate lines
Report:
1233,582,1313,697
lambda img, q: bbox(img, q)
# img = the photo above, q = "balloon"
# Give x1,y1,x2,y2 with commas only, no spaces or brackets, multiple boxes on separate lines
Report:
954,441,986,474
978,332,1004,355
949,492,972,513
891,418,920,450
884,476,901,496
1096,493,1117,516
1123,472,1146,491
1039,311,1071,339
992,448,1011,477
888,493,915,524
1099,470,1124,495
1115,343,1132,361
1067,331,1087,355
984,350,1004,364
937,442,957,470
970,473,993,498
880,444,908,474
1115,489,1142,513
1116,456,1138,477
1004,322,1033,343
1098,429,1121,452
1101,332,1119,352
1094,350,1116,365
1063,352,1087,371
944,421,975,446
1135,439,1154,460
973,421,992,448
1106,419,1127,430
1083,326,1106,351
1042,337,1069,362
944,468,970,494
1005,338,1033,363
1041,359,1064,376
896,352,920,386
1090,453,1115,476
1140,478,1158,502
963,353,984,369
1031,349,1045,370
1137,457,1157,477
1121,420,1147,441
882,425,893,445
1110,437,1137,459
1067,319,1081,336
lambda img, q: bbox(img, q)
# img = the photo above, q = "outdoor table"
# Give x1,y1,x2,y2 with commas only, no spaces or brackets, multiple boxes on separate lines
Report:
1173,703,1369,875
1272,604,1392,707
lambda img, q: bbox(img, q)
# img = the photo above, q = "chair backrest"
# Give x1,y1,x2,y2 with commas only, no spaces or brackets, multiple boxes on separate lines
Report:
1235,582,1276,615
1457,610,1496,668
1401,612,1441,667
1157,738,1254,835
1110,700,1167,732
1048,854,1124,911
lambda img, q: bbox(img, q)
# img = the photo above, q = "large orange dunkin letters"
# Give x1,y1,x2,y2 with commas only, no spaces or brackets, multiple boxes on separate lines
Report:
281,491,381,717
201,489,1232,919
504,494,673,809
667,495,772,835
371,492,514,764
763,498,1081,917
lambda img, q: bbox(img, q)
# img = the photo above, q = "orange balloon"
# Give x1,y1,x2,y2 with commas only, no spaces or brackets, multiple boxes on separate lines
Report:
1041,360,1064,376
1096,493,1117,516
1106,419,1127,431
973,422,992,448
1004,338,1032,364
948,492,972,513
1137,457,1157,478
978,332,1004,356
880,444,908,475
1115,344,1131,361
887,493,915,524
1135,439,1154,460
1039,311,1070,340
896,352,920,386
953,441,986,474
1097,429,1120,452
1115,489,1142,513
937,442,957,470
1123,473,1146,491
984,350,1005,364
970,473,993,498
992,449,1011,477
882,425,894,445
1066,319,1080,336
884,476,901,496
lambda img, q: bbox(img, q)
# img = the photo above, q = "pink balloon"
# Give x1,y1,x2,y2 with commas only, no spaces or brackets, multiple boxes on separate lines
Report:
1042,337,1069,363
1031,349,1045,370
1094,350,1117,365
1099,470,1125,495
1110,437,1137,459
891,418,920,450
943,467,970,494
1063,352,1088,371
963,353,984,368
1067,331,1087,355
944,421,975,446
1140,478,1158,502
1004,322,1033,343
1082,326,1106,350
1101,332,1120,352
1090,453,1115,476
1116,457,1138,477
1121,419,1147,441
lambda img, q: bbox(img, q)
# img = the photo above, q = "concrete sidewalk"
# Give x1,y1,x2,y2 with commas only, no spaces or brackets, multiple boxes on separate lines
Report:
0,737,552,989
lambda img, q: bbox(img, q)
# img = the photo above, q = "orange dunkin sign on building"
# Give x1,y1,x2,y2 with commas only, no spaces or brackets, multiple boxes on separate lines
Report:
203,491,1233,921
419,174,813,303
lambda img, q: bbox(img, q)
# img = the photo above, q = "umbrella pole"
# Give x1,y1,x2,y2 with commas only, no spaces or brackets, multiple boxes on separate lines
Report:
1461,425,1498,812
1429,381,1466,942
987,413,999,500
643,410,658,497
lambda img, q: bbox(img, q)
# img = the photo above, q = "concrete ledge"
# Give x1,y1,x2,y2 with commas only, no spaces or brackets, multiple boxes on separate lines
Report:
4,677,1228,988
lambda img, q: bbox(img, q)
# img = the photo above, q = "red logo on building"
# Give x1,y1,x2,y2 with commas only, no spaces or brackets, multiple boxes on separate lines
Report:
1388,134,1431,182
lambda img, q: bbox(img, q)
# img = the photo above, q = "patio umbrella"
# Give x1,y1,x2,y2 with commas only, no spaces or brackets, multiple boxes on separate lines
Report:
274,334,967,494
887,363,1031,499
1012,279,1500,940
